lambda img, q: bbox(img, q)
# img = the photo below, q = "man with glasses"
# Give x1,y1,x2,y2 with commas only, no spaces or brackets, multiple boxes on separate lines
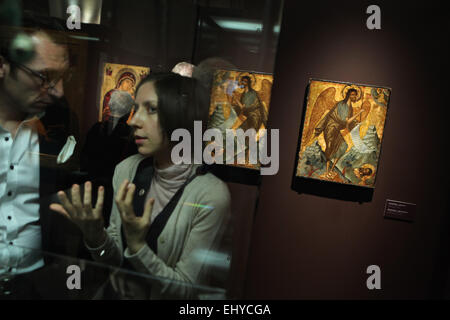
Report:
0,16,83,299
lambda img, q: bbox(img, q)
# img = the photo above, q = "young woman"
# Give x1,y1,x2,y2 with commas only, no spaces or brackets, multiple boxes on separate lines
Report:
50,72,231,299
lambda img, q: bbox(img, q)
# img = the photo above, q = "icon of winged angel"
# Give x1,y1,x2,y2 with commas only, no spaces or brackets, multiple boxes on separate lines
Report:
208,72,272,166
302,85,371,179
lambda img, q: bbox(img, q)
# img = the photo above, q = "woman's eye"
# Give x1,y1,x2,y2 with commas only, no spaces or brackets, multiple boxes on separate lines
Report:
147,106,157,114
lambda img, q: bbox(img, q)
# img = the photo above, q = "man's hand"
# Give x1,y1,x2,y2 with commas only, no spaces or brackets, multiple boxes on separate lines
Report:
50,182,106,248
115,179,155,255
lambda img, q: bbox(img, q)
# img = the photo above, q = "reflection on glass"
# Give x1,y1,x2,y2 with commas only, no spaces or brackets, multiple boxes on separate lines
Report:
0,0,283,300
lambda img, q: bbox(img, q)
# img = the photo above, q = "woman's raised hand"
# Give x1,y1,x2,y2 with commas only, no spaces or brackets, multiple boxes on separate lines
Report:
115,179,154,255
49,181,106,247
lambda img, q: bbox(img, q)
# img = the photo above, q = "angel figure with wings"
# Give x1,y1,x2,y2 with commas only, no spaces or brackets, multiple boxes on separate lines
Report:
302,85,371,179
208,72,272,167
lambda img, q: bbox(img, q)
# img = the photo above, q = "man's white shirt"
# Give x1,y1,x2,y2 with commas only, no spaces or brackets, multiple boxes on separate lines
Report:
0,116,44,275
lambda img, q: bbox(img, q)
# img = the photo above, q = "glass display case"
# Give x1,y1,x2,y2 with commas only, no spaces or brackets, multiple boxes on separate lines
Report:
0,243,226,299
0,0,285,300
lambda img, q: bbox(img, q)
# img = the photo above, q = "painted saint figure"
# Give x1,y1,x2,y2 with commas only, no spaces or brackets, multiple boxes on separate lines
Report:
314,89,363,177
232,76,267,131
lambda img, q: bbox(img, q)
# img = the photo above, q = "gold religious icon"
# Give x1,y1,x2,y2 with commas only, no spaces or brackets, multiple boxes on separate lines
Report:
295,79,390,188
99,63,150,122
207,69,273,170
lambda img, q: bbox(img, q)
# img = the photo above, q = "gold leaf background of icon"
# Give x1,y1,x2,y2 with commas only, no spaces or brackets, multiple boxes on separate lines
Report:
300,80,388,156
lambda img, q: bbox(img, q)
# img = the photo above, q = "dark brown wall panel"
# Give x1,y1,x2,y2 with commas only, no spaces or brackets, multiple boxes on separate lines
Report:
244,1,449,299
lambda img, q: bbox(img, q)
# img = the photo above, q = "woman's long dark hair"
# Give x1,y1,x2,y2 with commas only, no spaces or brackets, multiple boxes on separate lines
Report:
134,72,210,144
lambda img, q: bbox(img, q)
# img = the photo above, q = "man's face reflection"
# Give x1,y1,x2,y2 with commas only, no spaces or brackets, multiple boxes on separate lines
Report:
3,31,68,115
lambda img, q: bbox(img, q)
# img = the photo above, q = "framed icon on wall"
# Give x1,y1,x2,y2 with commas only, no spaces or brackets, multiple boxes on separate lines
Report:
99,63,150,122
207,69,273,171
294,79,390,188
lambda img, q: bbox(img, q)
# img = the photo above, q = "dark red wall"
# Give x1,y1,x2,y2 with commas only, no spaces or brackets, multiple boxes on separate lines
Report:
244,1,449,299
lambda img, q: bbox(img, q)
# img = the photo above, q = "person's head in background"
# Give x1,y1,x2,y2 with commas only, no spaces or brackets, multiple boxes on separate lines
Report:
192,57,236,94
171,61,195,78
190,57,236,117
0,12,70,120
129,72,209,169
108,90,134,131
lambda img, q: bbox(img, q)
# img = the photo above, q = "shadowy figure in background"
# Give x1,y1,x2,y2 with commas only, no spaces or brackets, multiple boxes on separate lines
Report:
81,90,137,224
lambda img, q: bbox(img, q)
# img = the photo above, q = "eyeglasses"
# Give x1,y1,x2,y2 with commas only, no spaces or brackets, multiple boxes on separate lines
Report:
10,61,72,89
